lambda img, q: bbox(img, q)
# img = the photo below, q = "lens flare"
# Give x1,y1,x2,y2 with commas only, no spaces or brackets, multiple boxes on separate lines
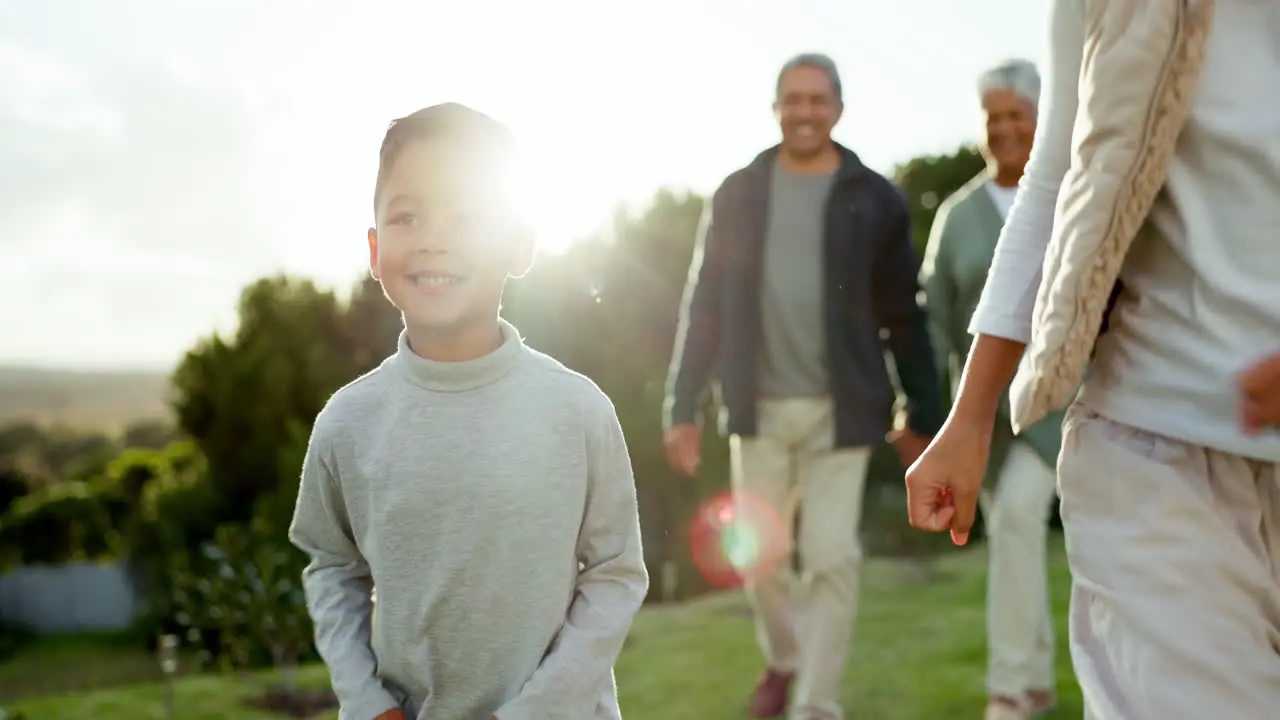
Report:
689,490,787,589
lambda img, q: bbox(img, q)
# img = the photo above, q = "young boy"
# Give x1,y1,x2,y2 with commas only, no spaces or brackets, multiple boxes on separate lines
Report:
289,102,649,720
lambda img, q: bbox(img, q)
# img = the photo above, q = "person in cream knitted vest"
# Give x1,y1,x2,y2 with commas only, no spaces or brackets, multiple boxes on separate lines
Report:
907,1,1280,718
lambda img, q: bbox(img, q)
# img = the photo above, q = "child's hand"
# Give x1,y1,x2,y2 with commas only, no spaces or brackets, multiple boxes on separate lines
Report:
1239,352,1280,434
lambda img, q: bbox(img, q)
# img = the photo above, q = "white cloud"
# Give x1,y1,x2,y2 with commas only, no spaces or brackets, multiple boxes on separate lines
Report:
0,38,290,368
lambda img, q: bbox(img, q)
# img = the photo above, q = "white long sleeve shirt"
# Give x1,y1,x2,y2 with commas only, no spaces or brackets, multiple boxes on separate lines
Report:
970,0,1280,461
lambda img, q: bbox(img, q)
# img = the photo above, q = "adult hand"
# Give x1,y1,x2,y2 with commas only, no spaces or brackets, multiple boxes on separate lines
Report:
903,418,991,546
373,709,406,720
886,427,930,469
663,423,702,477
1240,352,1280,434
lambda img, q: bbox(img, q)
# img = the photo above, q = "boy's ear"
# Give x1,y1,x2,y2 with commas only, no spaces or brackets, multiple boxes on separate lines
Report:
367,227,380,280
506,223,538,280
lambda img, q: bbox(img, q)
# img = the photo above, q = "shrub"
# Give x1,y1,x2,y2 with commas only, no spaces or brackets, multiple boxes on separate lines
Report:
122,444,225,641
167,522,312,671
0,616,32,663
0,481,118,569
0,469,29,516
119,435,314,671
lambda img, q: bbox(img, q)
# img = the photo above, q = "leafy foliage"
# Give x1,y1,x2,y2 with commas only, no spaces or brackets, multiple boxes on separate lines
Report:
168,523,311,671
892,145,986,255
170,275,371,513
0,481,118,568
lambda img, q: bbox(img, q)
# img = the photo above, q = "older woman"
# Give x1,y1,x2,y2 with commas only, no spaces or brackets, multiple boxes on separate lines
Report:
909,0,1280,717
920,59,1059,720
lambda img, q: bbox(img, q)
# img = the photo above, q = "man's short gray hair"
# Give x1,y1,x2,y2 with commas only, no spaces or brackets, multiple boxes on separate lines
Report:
977,58,1040,109
776,52,843,104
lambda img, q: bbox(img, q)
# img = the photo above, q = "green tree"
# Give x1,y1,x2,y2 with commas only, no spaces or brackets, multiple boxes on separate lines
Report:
893,145,986,255
343,275,404,370
170,276,370,512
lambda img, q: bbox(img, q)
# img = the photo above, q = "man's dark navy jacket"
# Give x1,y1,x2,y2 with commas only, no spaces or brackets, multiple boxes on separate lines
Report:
664,143,946,448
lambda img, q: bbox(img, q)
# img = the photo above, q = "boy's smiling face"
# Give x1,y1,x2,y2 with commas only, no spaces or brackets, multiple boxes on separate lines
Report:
369,135,533,342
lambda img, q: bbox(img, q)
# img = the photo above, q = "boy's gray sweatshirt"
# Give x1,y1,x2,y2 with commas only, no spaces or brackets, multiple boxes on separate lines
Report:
289,320,649,720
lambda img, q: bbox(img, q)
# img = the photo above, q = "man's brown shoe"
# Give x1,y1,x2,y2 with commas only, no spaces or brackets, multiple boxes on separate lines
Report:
1027,689,1057,716
749,669,793,718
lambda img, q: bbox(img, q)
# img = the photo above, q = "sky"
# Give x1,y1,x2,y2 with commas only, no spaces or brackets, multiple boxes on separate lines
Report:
0,0,1050,370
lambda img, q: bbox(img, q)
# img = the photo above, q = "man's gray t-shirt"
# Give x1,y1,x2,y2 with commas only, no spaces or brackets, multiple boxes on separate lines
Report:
757,160,836,398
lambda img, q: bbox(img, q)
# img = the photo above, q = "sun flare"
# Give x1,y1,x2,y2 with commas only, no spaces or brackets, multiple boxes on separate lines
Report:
510,148,612,256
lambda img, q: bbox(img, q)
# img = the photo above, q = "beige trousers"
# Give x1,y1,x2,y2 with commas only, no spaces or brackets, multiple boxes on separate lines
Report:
730,397,871,720
1059,403,1280,720
979,441,1059,700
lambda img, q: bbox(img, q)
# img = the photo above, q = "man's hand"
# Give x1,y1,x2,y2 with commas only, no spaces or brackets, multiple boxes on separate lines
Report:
373,709,406,720
663,423,702,477
903,419,991,546
1240,352,1280,434
886,427,930,469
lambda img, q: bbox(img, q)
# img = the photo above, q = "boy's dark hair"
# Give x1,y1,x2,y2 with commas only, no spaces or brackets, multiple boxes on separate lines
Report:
373,102,516,215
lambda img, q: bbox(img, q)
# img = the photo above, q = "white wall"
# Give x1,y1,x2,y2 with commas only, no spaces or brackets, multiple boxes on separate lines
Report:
0,560,141,633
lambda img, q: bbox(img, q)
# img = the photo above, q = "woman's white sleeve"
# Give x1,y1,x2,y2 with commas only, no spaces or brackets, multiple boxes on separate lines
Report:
968,0,1085,343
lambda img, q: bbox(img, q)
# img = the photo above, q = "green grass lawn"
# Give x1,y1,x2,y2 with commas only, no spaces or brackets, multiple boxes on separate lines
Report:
3,536,1080,719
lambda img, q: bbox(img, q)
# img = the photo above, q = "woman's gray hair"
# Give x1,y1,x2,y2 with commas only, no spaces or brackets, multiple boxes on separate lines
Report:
978,58,1040,110
776,52,843,105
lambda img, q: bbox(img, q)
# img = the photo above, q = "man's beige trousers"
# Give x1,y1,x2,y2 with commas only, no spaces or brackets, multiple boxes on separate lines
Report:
731,397,871,720
1060,403,1280,719
980,440,1059,700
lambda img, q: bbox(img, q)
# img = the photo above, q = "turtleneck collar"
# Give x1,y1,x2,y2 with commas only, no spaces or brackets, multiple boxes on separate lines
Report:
393,318,524,392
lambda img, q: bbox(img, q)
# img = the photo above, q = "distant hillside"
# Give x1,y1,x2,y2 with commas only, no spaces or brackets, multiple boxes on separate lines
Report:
0,366,171,429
